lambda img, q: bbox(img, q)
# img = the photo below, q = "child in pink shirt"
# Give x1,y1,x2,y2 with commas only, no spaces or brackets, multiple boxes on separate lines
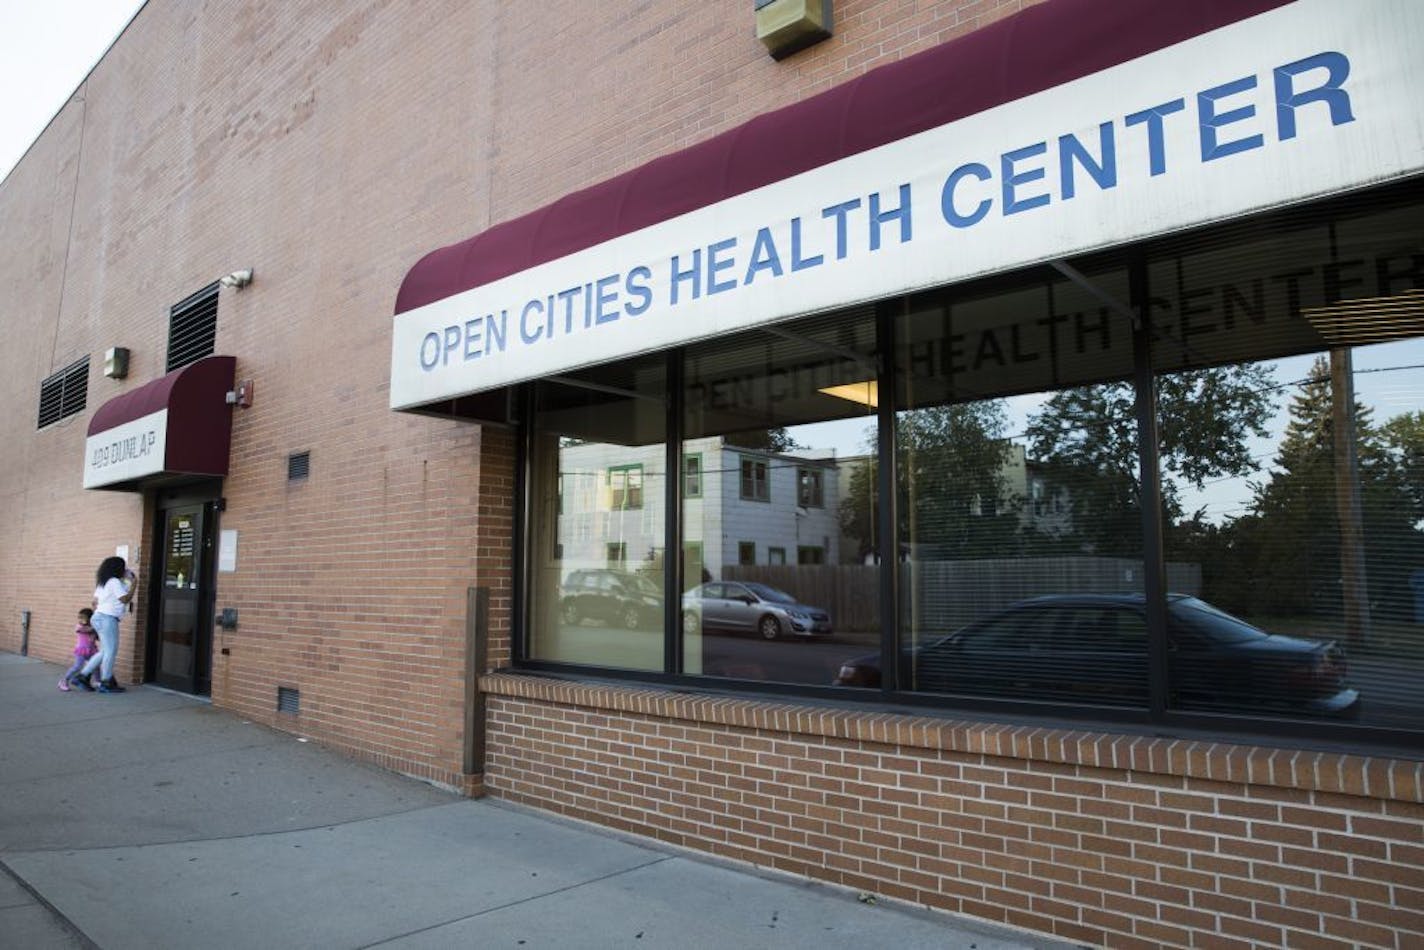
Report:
58,608,100,692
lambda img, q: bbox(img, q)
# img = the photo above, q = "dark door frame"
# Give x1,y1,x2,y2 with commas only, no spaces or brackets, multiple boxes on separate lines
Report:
146,480,221,695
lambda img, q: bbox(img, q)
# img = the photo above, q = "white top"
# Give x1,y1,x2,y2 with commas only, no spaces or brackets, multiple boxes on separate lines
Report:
94,578,129,618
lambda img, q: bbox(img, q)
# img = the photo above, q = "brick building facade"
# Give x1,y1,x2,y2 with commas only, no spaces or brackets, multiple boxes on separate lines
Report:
3,2,1422,947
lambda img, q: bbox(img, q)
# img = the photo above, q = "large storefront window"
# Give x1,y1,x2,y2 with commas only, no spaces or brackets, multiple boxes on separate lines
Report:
681,307,879,682
516,179,1424,740
527,358,667,670
1152,187,1424,726
885,264,1149,706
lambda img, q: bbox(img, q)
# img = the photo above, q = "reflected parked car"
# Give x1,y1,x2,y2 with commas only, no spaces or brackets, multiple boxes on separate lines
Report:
560,569,663,629
682,581,832,640
832,594,1360,717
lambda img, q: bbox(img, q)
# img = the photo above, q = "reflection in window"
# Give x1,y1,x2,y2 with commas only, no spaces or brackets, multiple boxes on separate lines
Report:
682,542,704,588
891,264,1148,706
797,468,825,507
739,458,769,501
683,455,702,497
682,306,879,682
527,360,666,670
515,177,1423,736
608,464,643,509
1157,347,1421,723
902,601,1149,704
1150,188,1424,725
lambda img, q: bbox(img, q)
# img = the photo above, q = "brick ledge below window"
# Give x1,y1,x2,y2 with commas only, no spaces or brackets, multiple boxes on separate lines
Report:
480,672,1421,804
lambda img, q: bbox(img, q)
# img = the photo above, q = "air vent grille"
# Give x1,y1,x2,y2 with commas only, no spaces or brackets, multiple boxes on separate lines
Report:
36,356,89,429
276,686,300,714
287,451,310,481
166,283,219,372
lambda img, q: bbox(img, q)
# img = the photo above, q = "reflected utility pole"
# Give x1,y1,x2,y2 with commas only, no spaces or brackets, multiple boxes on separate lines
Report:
1331,347,1370,647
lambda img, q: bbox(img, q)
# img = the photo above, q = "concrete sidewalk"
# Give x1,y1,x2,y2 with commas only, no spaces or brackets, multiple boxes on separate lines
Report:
0,652,1075,949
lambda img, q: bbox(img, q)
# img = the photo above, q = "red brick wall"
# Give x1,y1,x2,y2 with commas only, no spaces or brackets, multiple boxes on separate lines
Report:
482,674,1424,949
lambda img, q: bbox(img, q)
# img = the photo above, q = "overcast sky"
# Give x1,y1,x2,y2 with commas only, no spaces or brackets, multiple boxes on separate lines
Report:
0,1,146,182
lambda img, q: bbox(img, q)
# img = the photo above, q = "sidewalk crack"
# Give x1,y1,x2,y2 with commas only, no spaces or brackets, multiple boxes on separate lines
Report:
354,855,677,949
0,859,101,949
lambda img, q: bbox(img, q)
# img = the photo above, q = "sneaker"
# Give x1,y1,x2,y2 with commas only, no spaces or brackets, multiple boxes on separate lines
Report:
70,674,95,692
58,678,71,692
100,679,126,693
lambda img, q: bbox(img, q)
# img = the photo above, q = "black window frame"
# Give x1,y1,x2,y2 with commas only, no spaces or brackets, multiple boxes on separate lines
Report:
510,178,1424,752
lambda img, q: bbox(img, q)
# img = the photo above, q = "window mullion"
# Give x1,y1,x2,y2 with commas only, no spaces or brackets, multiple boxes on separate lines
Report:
1131,255,1170,721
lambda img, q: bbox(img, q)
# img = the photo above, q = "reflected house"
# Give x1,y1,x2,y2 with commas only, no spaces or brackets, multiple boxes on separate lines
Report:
835,444,1075,563
556,435,840,581
1010,446,1075,539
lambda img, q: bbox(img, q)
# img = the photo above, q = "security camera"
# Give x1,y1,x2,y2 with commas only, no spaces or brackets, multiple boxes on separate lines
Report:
220,269,253,289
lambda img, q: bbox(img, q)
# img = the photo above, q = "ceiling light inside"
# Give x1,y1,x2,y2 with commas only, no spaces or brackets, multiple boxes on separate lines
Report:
818,380,877,408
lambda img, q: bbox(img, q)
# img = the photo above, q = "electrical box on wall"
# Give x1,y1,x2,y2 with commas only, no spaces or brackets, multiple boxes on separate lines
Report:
103,347,130,379
756,0,832,60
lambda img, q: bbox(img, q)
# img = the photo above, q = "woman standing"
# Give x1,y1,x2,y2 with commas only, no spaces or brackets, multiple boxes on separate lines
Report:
69,556,135,693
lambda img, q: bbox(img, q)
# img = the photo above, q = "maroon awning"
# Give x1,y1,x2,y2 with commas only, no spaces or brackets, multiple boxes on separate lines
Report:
83,355,236,491
394,0,1291,316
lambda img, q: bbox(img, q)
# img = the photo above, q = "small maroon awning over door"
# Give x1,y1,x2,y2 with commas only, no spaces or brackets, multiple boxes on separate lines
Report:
393,0,1291,317
82,355,236,491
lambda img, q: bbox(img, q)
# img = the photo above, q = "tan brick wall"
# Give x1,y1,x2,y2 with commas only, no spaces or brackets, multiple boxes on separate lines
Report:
7,5,1421,948
0,0,1040,782
481,674,1424,949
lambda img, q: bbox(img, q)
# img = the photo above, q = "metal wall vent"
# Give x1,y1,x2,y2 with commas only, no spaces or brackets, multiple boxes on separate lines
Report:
36,356,90,429
166,282,219,372
276,686,300,714
287,451,310,482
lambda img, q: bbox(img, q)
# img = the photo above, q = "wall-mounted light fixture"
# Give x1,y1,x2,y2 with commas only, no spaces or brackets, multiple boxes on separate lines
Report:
219,268,253,289
103,346,130,379
225,378,255,409
756,0,832,60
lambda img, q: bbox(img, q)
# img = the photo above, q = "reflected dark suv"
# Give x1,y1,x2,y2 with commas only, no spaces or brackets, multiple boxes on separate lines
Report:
559,569,663,630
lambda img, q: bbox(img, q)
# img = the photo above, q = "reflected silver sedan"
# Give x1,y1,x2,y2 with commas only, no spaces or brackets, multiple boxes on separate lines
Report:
682,581,832,640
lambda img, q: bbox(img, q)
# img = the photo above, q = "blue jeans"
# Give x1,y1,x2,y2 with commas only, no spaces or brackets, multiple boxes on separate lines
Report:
82,612,120,682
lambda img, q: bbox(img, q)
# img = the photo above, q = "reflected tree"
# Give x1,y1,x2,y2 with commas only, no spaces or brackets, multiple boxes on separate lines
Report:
1225,358,1424,628
724,427,804,454
1026,365,1275,555
842,401,1022,560
1380,410,1424,518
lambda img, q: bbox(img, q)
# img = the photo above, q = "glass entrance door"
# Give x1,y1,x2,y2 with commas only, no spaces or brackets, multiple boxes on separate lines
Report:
151,501,215,693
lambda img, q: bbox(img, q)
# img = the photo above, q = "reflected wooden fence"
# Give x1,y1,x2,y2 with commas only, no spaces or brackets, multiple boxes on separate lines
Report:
725,557,1202,634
